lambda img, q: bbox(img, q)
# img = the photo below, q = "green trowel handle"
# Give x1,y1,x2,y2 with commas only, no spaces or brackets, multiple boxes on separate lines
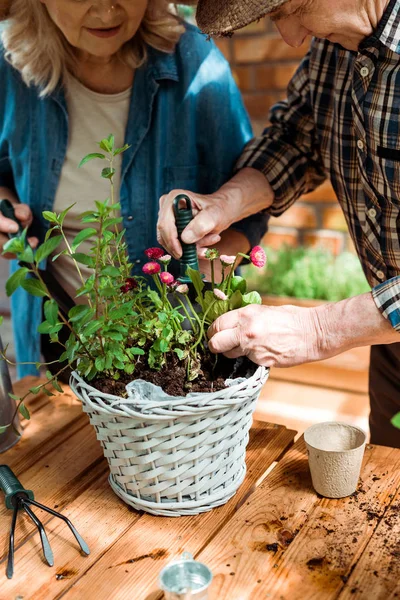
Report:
173,194,200,283
0,199,24,239
0,465,34,509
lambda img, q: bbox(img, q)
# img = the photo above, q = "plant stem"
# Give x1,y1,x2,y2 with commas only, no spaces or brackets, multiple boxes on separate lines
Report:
189,299,217,353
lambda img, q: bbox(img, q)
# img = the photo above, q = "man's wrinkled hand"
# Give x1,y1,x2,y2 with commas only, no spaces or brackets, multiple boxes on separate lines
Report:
207,303,327,368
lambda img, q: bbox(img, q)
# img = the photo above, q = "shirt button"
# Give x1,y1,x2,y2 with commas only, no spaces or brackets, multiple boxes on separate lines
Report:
377,270,385,280
357,139,364,150
368,208,377,218
360,66,369,77
127,215,134,221
135,259,141,264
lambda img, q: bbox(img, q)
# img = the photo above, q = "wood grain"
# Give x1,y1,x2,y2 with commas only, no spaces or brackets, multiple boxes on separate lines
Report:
17,422,295,600
194,440,400,600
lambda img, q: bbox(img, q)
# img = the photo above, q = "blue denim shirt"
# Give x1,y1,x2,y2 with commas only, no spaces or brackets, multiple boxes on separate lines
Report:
0,24,268,376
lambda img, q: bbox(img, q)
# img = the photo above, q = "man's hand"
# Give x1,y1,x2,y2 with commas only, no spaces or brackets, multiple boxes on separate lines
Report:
207,293,400,368
207,304,324,368
157,168,274,258
157,188,229,259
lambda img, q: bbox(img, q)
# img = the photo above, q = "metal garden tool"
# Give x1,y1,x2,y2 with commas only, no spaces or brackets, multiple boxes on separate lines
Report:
0,464,90,579
0,333,21,453
0,198,75,316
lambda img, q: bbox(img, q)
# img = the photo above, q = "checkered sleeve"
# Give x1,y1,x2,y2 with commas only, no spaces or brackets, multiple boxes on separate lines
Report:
372,276,400,331
236,44,326,217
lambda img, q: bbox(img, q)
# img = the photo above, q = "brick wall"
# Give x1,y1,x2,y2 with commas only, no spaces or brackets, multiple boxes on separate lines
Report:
214,19,353,256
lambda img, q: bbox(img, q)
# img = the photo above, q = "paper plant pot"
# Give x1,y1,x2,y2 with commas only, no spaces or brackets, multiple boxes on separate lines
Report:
70,365,269,516
304,422,366,498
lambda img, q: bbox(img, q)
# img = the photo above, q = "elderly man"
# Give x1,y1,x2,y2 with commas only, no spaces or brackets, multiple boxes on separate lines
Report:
157,0,400,447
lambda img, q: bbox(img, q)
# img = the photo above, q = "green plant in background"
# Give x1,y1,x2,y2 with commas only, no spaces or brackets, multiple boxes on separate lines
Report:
242,245,370,301
0,135,265,430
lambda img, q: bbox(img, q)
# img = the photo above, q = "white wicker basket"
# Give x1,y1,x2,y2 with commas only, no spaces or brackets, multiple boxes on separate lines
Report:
70,366,269,516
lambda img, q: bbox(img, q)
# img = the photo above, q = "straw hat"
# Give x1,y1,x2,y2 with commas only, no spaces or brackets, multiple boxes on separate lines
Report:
196,0,289,36
0,0,11,21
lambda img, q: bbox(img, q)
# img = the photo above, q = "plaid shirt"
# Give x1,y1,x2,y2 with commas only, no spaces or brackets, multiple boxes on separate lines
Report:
237,0,400,332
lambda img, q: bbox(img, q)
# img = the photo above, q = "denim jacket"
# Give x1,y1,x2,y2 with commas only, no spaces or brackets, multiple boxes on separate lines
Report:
0,24,268,376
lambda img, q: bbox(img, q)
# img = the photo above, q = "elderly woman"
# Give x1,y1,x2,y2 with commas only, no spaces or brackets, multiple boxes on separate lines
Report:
0,0,267,377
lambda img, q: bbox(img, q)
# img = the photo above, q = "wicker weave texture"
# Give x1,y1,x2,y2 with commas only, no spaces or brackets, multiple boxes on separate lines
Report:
70,367,268,516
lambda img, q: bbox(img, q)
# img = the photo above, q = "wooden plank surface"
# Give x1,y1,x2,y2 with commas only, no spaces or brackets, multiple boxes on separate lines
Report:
0,379,296,600
193,438,400,600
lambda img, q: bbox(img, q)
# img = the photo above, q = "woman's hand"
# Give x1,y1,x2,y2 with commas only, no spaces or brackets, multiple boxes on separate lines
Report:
207,303,329,368
0,202,38,259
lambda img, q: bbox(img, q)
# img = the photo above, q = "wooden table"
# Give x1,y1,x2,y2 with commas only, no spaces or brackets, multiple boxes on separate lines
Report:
1,377,399,600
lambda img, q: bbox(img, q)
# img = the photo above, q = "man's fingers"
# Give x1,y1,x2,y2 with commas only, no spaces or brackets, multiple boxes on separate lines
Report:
181,207,222,245
208,327,241,354
0,214,19,235
197,233,221,248
223,347,245,360
208,310,241,339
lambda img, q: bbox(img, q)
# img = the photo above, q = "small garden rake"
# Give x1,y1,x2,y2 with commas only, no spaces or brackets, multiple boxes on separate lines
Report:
0,464,90,579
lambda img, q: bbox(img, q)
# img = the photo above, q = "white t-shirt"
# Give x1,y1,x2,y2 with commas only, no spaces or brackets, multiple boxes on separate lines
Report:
49,75,131,303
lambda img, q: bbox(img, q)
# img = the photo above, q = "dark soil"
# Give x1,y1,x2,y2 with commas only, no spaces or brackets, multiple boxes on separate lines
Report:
92,353,257,397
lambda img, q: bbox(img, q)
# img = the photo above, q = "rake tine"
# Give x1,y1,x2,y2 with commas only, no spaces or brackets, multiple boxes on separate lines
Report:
6,498,20,579
25,498,90,556
20,500,54,567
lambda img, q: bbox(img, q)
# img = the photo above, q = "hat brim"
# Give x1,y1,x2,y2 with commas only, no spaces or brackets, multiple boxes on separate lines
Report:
196,0,288,36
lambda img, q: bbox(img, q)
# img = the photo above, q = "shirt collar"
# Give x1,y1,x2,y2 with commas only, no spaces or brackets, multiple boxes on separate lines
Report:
361,0,400,54
146,45,179,83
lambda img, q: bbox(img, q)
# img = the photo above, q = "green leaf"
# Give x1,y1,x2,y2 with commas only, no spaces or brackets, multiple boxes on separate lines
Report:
95,356,106,371
71,253,95,267
0,425,9,434
82,320,102,336
106,331,123,341
127,347,145,356
44,300,59,325
21,278,48,297
68,305,91,322
35,235,63,264
101,167,116,180
113,143,130,156
123,363,135,375
71,228,97,252
29,385,42,394
108,304,133,320
242,291,262,306
6,267,29,297
18,244,35,264
78,153,106,168
187,267,205,309
18,402,30,420
102,217,123,230
52,379,63,393
391,412,400,429
99,139,112,152
174,348,185,360
229,289,243,310
42,388,55,397
101,265,121,277
231,276,247,294
0,316,3,326
3,237,25,255
37,321,63,334
42,211,59,223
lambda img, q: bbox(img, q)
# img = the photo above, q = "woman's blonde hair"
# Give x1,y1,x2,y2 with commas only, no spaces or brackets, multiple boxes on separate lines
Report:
1,0,194,96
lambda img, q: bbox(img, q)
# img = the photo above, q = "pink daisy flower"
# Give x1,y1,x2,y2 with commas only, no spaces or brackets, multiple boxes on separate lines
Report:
144,247,164,260
249,246,266,268
160,272,175,286
159,254,171,264
220,254,236,266
176,284,189,294
142,262,161,275
213,288,228,301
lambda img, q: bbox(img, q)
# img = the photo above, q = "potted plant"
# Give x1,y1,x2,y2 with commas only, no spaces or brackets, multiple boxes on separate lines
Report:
0,135,269,516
